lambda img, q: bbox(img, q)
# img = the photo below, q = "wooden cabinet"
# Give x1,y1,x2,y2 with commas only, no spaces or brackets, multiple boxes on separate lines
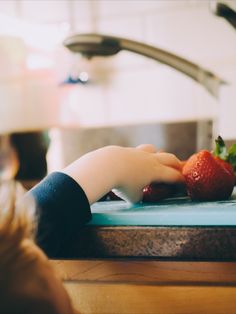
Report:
52,260,236,314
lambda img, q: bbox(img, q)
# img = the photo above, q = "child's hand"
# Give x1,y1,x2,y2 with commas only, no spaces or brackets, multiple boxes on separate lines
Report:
112,144,184,203
62,145,184,204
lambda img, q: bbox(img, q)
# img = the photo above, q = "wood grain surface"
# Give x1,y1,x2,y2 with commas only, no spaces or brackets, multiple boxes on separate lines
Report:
65,283,236,314
52,260,236,313
52,260,236,284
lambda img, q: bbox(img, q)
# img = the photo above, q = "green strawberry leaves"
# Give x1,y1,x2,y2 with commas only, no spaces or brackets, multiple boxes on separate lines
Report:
227,144,236,174
214,136,228,160
214,135,236,174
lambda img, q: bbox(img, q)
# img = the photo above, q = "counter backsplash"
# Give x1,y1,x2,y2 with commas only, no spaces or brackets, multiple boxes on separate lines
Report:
54,120,212,168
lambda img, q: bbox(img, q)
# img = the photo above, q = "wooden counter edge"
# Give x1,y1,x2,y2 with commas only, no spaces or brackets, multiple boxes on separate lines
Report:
51,260,236,285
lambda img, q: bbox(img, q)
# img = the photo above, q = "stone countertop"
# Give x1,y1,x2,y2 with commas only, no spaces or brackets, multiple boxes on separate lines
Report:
57,193,236,261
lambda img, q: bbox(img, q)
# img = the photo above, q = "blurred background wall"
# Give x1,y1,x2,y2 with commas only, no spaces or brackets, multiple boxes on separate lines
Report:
0,0,235,173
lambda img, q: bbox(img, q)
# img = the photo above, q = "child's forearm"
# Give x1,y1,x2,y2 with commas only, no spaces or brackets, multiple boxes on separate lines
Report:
61,145,184,204
61,146,122,204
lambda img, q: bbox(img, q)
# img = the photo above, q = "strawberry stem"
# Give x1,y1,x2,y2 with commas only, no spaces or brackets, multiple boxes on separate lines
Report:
213,135,236,175
214,135,227,160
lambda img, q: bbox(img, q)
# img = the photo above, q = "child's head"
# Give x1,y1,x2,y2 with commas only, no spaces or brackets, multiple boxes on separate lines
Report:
0,182,77,314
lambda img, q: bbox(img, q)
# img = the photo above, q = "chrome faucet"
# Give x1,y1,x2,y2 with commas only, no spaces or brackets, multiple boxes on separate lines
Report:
63,33,225,98
212,1,236,30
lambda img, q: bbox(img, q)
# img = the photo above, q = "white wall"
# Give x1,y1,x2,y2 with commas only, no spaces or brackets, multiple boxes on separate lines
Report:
0,0,236,139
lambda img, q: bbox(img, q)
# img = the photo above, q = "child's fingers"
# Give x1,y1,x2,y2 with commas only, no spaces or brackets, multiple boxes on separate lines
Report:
112,188,143,204
136,144,157,153
180,160,187,169
155,152,182,170
154,164,185,183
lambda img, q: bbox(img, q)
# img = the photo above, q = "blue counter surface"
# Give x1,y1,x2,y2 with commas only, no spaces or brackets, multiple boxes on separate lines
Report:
90,192,236,226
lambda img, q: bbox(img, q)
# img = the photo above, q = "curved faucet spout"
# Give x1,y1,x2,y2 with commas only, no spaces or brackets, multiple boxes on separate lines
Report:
63,33,225,98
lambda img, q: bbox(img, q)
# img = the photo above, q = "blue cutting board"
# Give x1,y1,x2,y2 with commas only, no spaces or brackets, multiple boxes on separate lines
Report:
90,190,236,226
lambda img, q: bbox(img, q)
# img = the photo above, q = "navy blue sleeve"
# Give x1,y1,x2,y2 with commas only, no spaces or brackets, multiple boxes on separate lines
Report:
28,172,92,258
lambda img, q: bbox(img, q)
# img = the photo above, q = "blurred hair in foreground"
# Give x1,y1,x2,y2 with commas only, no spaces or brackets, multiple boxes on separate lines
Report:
0,181,77,314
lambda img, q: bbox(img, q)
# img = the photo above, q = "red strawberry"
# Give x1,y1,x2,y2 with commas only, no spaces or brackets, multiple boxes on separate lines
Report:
142,183,176,202
183,136,235,201
142,182,186,202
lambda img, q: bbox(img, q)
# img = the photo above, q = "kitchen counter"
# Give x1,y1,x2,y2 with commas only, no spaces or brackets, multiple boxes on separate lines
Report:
53,192,236,313
57,191,236,260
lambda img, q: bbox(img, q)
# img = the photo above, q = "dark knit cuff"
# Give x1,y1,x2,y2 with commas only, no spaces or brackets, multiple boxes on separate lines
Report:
28,172,91,257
